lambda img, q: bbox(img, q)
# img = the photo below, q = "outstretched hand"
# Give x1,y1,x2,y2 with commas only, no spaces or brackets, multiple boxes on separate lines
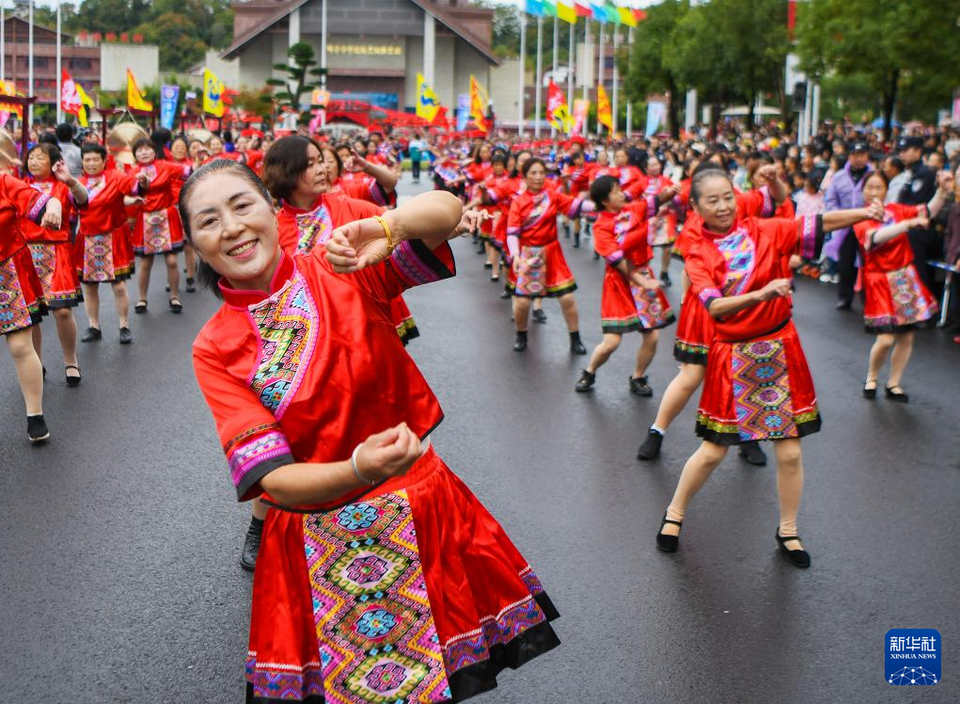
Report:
325,217,391,273
866,199,885,221
51,160,74,185
456,208,488,236
756,277,792,302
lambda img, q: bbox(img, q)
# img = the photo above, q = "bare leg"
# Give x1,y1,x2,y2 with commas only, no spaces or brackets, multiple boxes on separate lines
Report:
53,308,79,369
31,323,42,360
513,296,531,332
165,252,181,299
773,438,805,551
5,327,44,414
866,333,894,387
652,363,707,431
184,243,197,280
886,330,914,389
558,292,579,332
585,333,622,373
533,297,544,313
251,497,269,520
489,246,501,277
112,281,130,327
82,283,101,329
137,255,153,303
634,329,659,378
662,440,729,534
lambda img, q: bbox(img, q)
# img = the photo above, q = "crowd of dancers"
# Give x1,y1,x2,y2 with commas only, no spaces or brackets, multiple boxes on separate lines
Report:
3,117,959,702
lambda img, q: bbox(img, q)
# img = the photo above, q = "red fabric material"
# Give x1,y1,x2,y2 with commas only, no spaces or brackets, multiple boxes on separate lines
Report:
28,242,81,306
854,203,919,274
21,179,76,244
506,189,580,247
74,224,135,283
277,193,384,257
0,245,45,334
513,240,576,297
78,169,139,235
0,174,47,260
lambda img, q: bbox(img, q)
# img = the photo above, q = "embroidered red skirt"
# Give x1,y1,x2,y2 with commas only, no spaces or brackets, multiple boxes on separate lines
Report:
28,242,81,308
75,226,136,284
134,206,185,256
390,296,420,345
862,264,938,334
600,265,675,334
0,246,47,334
513,241,576,298
695,320,821,445
648,212,677,247
673,287,713,365
245,447,559,703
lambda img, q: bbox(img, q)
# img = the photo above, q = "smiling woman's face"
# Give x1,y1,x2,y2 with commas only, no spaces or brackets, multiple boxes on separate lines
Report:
185,171,281,290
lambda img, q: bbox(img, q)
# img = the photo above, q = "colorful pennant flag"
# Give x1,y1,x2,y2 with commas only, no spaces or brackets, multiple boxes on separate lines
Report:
416,73,442,122
126,69,153,111
590,3,606,22
574,2,592,17
633,9,648,22
525,0,546,16
76,83,95,127
557,0,577,24
597,83,612,130
604,3,619,24
203,68,226,117
60,68,82,116
547,79,572,133
618,7,637,27
469,75,489,133
0,81,24,120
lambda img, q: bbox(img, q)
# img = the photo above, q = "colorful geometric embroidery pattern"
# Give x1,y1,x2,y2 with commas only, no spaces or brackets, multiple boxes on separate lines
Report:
83,234,115,282
143,210,172,255
716,227,755,296
629,282,672,330
245,655,325,700
522,193,550,230
515,245,546,296
247,273,319,419
295,204,333,254
226,430,292,488
28,243,55,295
885,266,937,327
299,490,451,703
390,241,448,287
0,256,31,334
731,339,798,442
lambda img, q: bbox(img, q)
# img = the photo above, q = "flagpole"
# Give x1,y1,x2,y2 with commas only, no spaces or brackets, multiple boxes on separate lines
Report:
28,0,33,125
320,0,328,128
1,1,5,83
518,11,526,136
612,21,618,136
597,20,603,138
56,2,62,123
582,17,590,104
534,15,543,138
567,18,574,126
625,26,633,137
551,16,557,138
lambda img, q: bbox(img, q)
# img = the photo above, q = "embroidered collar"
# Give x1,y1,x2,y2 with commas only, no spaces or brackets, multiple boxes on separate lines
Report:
280,193,327,217
701,218,744,242
219,251,296,310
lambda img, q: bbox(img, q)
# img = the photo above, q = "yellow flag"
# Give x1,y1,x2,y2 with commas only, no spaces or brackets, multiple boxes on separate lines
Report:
416,73,441,122
597,84,612,130
126,69,153,111
75,83,95,127
469,75,488,132
203,68,226,117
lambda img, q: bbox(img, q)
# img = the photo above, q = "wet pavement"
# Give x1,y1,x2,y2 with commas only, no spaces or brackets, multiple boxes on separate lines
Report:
2,176,958,703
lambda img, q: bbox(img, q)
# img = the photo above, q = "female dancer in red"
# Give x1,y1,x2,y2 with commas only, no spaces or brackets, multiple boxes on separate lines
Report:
642,156,680,286
505,158,588,353
0,172,64,441
76,143,147,344
473,153,510,279
855,170,951,401
129,137,189,313
655,168,881,568
23,144,88,386
168,136,197,291
320,143,397,207
575,175,675,395
184,160,558,702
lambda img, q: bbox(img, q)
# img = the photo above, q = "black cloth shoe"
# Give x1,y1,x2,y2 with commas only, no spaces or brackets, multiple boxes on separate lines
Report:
885,385,909,403
738,440,767,466
484,262,493,269
513,331,528,352
134,301,148,314
835,298,852,310
637,428,664,460
65,365,82,387
656,513,682,553
629,375,653,397
169,298,183,314
81,326,102,342
119,327,134,345
532,308,548,324
575,369,596,392
862,380,877,399
776,530,811,569
569,332,587,355
499,289,512,299
660,271,672,287
240,518,264,572
27,414,50,444
186,277,196,293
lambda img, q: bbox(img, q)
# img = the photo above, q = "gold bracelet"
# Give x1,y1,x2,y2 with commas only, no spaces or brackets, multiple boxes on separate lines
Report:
374,215,395,254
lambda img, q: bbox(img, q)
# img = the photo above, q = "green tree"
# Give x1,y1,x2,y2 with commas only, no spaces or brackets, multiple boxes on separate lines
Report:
623,0,688,139
264,42,325,125
795,0,960,141
135,13,208,71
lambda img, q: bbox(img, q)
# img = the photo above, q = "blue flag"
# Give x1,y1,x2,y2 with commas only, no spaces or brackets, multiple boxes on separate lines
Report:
525,0,545,16
160,84,179,130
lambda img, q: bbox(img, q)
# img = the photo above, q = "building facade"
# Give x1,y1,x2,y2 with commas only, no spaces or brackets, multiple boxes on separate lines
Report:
222,0,499,113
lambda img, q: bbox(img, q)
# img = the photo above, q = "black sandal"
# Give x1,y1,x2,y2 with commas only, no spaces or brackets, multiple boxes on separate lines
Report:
169,299,183,314
656,513,683,553
862,379,877,399
775,530,811,568
884,385,909,403
64,364,82,387
134,301,148,314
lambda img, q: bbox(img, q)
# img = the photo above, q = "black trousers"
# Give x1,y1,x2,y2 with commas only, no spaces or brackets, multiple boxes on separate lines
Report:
411,158,421,181
837,228,859,302
908,227,944,299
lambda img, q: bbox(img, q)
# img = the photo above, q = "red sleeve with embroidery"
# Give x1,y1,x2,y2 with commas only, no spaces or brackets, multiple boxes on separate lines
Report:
193,323,295,502
592,213,621,264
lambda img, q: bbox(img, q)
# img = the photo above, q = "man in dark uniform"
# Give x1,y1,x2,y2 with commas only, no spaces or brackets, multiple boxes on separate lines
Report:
896,136,939,293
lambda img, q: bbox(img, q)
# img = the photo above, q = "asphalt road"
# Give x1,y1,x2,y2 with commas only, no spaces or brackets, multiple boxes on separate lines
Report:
1,176,958,704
